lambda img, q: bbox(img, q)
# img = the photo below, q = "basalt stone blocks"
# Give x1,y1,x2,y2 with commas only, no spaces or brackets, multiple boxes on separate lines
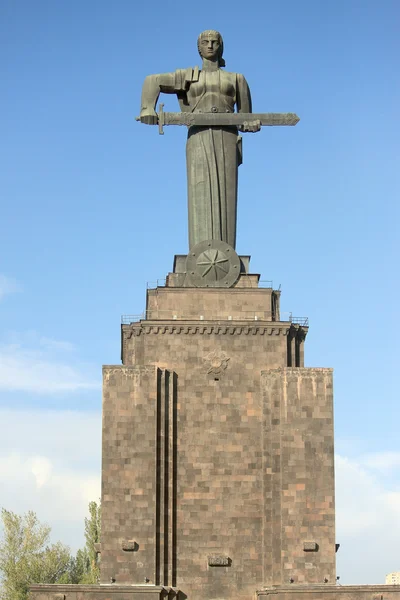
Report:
257,585,400,600
101,366,158,586
100,364,335,597
99,280,334,600
29,279,400,600
261,368,336,586
29,585,176,600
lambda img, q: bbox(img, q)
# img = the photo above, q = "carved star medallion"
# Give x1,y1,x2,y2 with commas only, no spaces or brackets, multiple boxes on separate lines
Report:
197,248,229,280
185,240,241,288
204,350,230,375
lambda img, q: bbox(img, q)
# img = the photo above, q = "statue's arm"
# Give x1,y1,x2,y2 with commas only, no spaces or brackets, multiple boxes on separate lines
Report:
236,74,260,133
140,73,177,124
236,74,253,113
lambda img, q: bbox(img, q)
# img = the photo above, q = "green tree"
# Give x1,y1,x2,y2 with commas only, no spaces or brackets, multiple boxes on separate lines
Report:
74,501,101,584
0,509,73,600
0,501,101,598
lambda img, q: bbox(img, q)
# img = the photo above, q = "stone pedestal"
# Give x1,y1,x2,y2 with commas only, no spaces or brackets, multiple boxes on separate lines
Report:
99,272,335,600
29,584,177,600
257,585,400,600
29,267,400,600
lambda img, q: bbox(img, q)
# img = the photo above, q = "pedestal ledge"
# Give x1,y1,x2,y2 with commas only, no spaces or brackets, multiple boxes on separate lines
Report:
29,584,179,600
258,584,400,600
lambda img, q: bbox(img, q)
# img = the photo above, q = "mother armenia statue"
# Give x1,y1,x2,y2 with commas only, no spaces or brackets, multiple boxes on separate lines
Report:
139,30,261,251
138,30,298,256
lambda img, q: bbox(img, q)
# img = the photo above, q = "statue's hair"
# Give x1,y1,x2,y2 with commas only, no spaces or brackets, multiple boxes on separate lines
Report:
197,30,225,67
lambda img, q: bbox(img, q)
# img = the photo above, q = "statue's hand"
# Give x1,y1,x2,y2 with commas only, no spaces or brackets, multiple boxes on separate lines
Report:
240,119,261,133
139,108,158,125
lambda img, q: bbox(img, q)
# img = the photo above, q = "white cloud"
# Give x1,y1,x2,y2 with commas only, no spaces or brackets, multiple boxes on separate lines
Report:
0,452,100,551
0,453,100,522
360,451,400,474
0,409,101,466
30,456,53,487
0,274,21,301
0,409,101,552
0,333,100,393
335,453,400,584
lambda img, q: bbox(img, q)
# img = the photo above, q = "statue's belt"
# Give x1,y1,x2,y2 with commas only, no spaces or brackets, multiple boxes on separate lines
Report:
195,106,236,113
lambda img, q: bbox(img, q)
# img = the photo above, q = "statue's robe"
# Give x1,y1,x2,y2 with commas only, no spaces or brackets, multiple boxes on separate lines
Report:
140,67,253,250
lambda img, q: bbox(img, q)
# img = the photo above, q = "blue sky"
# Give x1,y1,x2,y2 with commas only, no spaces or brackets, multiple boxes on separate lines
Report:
1,0,399,586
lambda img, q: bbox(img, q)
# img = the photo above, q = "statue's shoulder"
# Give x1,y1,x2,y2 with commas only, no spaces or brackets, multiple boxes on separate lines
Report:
221,71,247,84
233,72,246,82
174,66,200,89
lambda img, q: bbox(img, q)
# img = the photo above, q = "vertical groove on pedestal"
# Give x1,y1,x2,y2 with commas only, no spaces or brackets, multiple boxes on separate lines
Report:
163,371,170,585
286,333,292,367
299,337,305,367
155,368,163,585
291,334,296,367
155,369,177,587
295,338,300,367
172,372,178,587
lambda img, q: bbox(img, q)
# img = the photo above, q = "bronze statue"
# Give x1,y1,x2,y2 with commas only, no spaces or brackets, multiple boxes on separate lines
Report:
139,30,298,252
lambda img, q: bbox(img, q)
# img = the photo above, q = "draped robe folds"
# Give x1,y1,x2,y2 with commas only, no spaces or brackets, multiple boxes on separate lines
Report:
140,67,253,250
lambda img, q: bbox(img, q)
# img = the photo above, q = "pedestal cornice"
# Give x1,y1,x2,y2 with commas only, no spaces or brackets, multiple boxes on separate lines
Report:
122,321,307,336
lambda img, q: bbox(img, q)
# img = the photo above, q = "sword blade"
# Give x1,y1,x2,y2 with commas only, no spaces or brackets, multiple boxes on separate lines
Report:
163,112,300,127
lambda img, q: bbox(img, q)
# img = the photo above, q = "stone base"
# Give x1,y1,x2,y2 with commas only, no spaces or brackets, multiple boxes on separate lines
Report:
258,585,400,600
29,584,179,600
169,251,257,287
98,366,333,596
30,583,400,600
144,283,281,321
173,254,251,275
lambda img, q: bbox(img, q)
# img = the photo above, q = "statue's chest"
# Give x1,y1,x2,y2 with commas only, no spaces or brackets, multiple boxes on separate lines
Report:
188,71,236,101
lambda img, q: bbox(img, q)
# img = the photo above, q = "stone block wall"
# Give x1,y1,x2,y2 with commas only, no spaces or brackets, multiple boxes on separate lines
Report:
100,287,332,600
261,368,336,585
145,286,276,321
29,584,174,600
121,322,293,370
29,583,400,600
101,366,158,585
29,284,398,600
258,585,400,600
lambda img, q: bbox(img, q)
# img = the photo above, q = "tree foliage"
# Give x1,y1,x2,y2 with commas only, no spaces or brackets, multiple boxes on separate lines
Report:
0,501,101,600
74,500,101,584
0,509,72,600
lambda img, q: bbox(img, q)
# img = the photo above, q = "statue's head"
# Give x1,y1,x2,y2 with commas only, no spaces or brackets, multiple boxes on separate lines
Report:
197,30,225,67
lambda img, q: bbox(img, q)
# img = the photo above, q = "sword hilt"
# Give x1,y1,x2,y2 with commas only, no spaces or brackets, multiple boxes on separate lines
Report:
158,103,165,135
135,105,164,133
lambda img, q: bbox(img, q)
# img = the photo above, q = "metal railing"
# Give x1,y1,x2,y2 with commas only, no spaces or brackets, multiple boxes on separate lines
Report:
122,314,145,324
257,280,273,288
289,314,309,327
146,279,167,289
121,310,308,325
145,279,274,289
122,310,273,324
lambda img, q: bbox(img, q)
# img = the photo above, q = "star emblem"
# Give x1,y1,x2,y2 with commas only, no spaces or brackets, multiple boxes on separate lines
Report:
204,350,230,375
197,249,229,281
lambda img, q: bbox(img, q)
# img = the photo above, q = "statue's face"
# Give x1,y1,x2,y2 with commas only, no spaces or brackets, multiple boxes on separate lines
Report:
199,33,221,60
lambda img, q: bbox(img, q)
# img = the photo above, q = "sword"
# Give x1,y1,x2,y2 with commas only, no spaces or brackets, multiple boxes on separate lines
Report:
136,103,300,135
